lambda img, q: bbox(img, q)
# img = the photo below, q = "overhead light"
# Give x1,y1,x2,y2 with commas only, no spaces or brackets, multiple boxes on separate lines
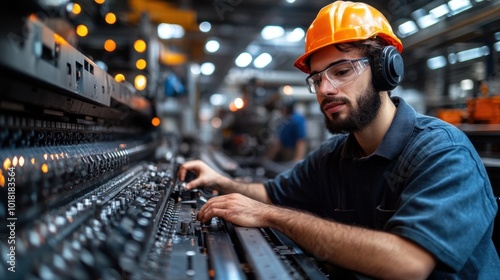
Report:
286,28,305,42
429,4,450,19
460,79,474,91
495,42,500,52
201,62,215,75
253,53,272,68
261,26,284,40
41,0,70,6
199,21,211,33
210,93,226,106
427,56,447,70
416,14,439,29
448,0,472,14
412,8,426,20
457,46,489,62
190,64,201,75
235,52,252,67
448,53,458,64
205,40,220,53
158,23,185,39
398,20,418,38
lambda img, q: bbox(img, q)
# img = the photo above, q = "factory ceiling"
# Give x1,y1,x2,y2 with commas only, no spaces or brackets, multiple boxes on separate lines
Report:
15,0,500,99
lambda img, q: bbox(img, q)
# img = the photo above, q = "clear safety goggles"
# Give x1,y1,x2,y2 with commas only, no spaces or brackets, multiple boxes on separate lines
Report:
305,57,370,94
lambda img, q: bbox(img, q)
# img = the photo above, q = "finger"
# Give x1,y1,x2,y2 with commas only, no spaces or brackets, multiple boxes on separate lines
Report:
197,202,213,223
177,167,186,181
198,204,229,224
197,198,225,219
177,161,199,181
185,177,205,190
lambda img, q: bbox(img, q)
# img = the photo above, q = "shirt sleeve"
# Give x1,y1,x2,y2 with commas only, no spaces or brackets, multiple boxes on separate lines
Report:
385,126,498,272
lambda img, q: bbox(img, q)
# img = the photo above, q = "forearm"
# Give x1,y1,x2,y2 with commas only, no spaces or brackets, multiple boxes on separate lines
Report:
217,176,272,204
264,207,435,279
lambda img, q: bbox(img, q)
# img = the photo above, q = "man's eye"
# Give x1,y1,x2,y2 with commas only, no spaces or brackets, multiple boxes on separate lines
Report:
335,68,352,77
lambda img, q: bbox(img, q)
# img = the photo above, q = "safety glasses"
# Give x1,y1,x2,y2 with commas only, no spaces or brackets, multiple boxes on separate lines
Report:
306,57,370,94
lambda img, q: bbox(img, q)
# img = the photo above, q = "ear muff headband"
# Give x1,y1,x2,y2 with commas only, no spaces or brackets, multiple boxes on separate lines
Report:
371,46,404,91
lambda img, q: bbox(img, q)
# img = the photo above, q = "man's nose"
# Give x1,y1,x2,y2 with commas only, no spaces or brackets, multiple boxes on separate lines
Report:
317,75,340,96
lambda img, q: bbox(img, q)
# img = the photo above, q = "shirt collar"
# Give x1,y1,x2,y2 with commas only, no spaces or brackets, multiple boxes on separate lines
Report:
341,97,417,160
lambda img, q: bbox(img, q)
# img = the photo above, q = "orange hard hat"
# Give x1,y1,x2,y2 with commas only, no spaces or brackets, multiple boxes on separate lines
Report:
294,1,403,73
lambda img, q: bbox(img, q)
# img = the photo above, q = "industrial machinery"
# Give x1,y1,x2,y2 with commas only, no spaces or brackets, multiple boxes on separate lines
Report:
0,10,328,280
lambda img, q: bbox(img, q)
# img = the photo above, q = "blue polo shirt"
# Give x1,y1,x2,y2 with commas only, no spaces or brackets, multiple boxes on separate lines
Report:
264,97,499,278
278,112,307,148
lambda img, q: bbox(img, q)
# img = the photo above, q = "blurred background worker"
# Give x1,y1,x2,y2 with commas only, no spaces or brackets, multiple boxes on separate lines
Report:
266,99,307,164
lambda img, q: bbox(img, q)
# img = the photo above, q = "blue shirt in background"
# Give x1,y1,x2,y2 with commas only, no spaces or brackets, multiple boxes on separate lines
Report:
278,112,307,148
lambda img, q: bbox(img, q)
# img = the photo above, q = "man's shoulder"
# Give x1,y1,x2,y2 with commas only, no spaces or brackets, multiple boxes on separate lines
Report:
415,113,466,138
409,113,475,152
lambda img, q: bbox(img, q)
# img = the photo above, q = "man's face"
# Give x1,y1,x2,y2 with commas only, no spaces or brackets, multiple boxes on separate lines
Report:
308,45,381,134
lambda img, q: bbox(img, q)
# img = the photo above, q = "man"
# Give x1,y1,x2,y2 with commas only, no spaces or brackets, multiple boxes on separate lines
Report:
178,1,499,278
267,99,308,163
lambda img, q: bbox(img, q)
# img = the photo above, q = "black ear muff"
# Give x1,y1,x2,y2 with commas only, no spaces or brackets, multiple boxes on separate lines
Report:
371,46,404,91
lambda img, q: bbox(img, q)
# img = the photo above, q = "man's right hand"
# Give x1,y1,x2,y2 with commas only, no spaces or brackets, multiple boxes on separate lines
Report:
178,159,272,205
177,160,225,191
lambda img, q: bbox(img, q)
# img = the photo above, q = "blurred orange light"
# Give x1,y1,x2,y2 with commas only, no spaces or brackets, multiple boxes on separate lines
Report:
115,74,125,82
54,33,67,45
95,0,105,4
41,163,49,173
3,158,11,170
105,13,117,24
134,75,147,91
104,39,116,52
72,3,81,15
229,102,237,112
76,24,89,37
283,85,293,95
134,39,147,53
0,171,4,188
151,117,161,127
136,59,147,70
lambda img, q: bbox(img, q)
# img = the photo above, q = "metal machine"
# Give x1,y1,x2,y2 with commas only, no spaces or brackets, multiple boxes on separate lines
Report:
0,10,328,280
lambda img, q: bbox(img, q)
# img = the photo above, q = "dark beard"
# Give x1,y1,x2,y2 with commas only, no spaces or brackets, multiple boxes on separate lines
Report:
322,85,381,134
